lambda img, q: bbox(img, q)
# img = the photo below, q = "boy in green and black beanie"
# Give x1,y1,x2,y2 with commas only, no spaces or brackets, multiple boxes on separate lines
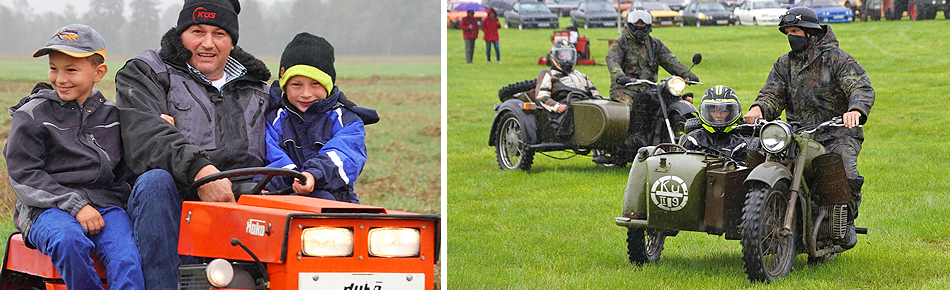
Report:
262,32,377,203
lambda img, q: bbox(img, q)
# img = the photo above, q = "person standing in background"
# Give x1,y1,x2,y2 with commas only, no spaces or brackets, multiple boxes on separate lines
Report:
481,8,501,63
461,10,479,63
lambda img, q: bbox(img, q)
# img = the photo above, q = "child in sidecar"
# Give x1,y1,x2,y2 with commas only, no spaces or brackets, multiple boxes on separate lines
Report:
681,85,751,165
535,39,604,140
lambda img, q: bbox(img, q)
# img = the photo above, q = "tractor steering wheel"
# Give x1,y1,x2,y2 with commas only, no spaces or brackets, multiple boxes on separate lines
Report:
188,167,307,200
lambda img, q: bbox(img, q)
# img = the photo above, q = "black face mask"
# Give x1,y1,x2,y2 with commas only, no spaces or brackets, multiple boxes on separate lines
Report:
788,34,810,53
628,24,651,39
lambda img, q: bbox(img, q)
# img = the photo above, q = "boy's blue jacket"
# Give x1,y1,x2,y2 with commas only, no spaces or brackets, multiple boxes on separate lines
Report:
4,83,131,247
263,82,368,203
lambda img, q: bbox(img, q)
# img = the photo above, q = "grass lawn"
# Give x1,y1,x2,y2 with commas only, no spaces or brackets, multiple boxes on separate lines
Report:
448,19,950,289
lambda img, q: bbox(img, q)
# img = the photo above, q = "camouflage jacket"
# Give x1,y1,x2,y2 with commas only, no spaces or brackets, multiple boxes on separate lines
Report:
752,25,874,142
605,28,696,95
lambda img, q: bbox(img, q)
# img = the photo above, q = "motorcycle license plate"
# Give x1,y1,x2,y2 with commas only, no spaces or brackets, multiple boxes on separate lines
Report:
298,273,425,289
539,23,551,27
716,20,728,24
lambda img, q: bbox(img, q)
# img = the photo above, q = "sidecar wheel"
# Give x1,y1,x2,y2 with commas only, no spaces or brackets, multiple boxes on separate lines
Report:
496,112,534,171
498,79,537,102
740,181,797,282
626,228,666,265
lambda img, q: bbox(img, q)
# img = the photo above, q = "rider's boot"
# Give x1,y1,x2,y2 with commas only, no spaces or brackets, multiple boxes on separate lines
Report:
841,178,863,250
841,219,857,250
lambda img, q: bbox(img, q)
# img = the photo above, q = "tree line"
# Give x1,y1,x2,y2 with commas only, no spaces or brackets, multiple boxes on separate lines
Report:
0,0,440,56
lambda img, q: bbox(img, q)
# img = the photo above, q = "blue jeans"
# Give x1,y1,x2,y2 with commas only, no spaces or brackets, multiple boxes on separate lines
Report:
29,206,144,290
127,169,181,290
485,40,500,61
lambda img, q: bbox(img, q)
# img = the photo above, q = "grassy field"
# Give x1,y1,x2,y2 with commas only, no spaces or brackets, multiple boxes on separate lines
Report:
0,55,440,250
448,19,950,289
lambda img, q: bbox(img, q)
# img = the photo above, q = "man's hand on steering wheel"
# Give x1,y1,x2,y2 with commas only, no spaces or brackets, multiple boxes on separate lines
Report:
293,171,316,195
194,165,236,202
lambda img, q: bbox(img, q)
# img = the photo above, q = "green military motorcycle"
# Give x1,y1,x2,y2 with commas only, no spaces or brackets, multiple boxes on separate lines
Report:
615,117,867,282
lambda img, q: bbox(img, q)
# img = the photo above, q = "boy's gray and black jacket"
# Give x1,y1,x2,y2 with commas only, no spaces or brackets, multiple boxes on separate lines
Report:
4,84,132,247
115,28,271,196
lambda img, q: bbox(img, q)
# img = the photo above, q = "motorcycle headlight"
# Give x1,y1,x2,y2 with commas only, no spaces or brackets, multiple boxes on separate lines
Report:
667,76,686,96
206,259,234,287
760,122,791,153
368,228,421,257
301,227,354,257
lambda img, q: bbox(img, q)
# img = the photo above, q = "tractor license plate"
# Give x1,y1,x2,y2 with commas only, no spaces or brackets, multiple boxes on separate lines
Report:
716,20,728,24
538,22,551,27
298,273,426,289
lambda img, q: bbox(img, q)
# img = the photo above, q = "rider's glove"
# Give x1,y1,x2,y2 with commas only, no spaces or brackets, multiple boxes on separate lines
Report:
686,74,700,83
616,75,633,85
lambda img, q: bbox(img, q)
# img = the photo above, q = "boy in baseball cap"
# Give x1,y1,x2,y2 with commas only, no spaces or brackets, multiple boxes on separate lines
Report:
5,24,144,289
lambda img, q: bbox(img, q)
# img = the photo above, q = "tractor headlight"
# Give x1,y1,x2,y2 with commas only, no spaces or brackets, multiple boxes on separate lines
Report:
301,227,354,257
760,122,791,153
206,259,234,287
667,76,686,96
368,228,421,257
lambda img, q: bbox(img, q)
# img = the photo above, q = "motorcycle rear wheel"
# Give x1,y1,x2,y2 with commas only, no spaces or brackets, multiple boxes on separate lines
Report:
740,181,797,282
496,112,534,171
626,228,666,265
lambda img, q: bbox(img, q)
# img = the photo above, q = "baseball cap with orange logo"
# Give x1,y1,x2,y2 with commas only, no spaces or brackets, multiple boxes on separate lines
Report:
33,24,106,59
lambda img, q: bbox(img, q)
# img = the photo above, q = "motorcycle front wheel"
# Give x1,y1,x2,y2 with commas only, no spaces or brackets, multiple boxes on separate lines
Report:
740,181,797,282
626,228,666,265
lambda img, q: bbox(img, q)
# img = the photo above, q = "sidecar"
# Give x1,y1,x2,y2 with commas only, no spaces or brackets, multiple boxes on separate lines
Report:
614,144,751,264
488,78,631,171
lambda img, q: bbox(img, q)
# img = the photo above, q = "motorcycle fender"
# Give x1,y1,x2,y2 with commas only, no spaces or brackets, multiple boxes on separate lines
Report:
744,161,792,188
488,99,540,147
668,99,697,117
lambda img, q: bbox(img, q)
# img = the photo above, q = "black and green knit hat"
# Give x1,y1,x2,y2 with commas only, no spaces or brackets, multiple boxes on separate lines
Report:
279,32,336,94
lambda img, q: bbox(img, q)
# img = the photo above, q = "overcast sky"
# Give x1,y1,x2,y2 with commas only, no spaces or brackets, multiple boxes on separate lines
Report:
6,0,182,16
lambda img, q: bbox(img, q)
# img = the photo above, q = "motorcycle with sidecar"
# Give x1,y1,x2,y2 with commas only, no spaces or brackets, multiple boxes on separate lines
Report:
488,54,704,171
615,117,867,282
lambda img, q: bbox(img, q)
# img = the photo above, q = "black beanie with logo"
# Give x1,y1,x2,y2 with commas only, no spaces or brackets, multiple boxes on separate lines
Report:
278,33,336,93
176,0,241,45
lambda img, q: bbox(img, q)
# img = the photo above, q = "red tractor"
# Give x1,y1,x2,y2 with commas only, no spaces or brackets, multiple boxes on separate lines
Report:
1,168,441,290
538,30,597,66
883,0,950,20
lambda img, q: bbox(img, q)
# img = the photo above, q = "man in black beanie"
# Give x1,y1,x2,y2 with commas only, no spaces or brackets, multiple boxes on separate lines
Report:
113,0,272,287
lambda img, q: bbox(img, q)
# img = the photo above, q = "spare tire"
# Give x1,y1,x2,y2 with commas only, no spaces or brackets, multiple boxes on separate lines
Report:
498,79,537,102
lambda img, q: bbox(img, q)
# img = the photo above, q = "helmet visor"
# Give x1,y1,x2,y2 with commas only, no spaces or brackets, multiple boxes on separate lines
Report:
626,10,653,25
700,101,741,128
553,47,577,65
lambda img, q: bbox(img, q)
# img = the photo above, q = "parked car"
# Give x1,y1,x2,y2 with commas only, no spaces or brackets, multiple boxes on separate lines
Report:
661,0,691,10
614,0,635,11
793,0,855,22
734,0,788,25
681,1,739,25
447,1,489,28
547,0,585,16
570,0,621,28
504,1,561,29
483,0,519,15
628,1,685,26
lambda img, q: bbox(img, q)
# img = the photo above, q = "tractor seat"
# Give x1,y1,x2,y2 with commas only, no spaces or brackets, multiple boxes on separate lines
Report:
3,232,107,280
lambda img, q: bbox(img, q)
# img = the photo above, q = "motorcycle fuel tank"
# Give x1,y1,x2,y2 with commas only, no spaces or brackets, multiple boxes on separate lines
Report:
570,99,629,147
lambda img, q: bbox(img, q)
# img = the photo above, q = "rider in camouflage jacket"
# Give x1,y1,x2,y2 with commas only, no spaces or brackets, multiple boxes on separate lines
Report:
745,7,874,249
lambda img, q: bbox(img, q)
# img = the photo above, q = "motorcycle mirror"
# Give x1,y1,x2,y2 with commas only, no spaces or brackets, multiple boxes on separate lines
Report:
692,53,702,65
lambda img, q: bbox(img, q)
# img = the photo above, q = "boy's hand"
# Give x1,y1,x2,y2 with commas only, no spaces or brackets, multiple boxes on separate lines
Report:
160,114,175,126
293,171,315,195
194,165,236,202
556,103,568,113
76,205,104,235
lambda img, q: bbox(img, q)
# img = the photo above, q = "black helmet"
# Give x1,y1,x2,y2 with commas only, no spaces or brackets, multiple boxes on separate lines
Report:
699,85,742,133
549,40,577,73
778,7,822,35
626,8,653,39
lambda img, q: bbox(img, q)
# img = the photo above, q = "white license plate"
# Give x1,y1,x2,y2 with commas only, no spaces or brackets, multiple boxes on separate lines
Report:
538,22,551,27
833,15,844,19
660,21,673,25
605,22,615,26
716,20,728,24
299,273,426,289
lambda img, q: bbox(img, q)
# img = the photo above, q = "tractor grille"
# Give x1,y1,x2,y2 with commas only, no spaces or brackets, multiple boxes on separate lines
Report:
179,265,212,290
